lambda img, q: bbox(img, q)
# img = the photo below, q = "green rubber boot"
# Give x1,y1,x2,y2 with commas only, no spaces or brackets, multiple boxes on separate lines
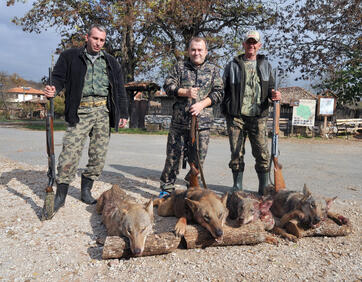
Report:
258,172,269,195
231,171,243,192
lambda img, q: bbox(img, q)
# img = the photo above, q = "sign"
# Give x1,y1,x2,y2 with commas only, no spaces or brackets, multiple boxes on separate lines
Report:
292,99,316,126
318,96,336,116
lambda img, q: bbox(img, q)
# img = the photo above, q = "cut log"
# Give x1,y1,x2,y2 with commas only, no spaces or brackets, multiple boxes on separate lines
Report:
285,218,352,238
184,219,268,249
102,231,181,259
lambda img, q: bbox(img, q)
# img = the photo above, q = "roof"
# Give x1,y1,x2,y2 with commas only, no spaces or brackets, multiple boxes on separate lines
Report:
125,81,161,91
279,87,316,105
7,87,44,95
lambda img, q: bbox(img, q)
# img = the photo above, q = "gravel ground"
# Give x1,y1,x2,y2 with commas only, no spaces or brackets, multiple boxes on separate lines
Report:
0,152,361,281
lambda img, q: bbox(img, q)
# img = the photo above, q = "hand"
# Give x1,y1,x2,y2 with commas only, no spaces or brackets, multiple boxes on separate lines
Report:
271,89,281,101
190,101,204,116
118,118,128,128
43,85,56,98
187,87,199,100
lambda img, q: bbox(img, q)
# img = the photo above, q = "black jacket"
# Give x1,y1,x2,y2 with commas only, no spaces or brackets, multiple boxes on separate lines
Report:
222,54,274,118
52,47,128,129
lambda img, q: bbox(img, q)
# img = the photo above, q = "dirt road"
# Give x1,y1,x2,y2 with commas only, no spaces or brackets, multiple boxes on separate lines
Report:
0,127,361,281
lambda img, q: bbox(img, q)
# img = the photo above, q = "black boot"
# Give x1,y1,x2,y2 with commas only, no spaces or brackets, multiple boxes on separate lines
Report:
232,171,243,192
257,172,269,195
81,175,97,204
54,183,69,212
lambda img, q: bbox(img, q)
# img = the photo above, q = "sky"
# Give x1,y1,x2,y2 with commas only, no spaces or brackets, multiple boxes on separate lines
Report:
0,1,60,83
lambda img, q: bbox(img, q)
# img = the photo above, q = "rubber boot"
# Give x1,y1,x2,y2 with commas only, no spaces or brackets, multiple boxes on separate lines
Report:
81,175,97,204
258,172,269,196
54,183,69,212
231,171,243,192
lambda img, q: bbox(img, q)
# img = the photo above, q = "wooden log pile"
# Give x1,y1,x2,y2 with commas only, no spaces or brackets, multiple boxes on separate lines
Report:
102,219,269,259
285,218,352,239
101,190,352,259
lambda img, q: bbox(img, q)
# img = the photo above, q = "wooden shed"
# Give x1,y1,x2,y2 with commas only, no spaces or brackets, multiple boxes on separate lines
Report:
124,81,161,128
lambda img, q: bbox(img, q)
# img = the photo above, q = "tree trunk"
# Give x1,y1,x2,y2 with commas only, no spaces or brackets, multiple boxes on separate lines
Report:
285,218,352,238
183,220,268,249
102,232,181,259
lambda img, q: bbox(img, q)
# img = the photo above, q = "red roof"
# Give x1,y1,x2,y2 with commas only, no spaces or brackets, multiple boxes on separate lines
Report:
7,87,44,95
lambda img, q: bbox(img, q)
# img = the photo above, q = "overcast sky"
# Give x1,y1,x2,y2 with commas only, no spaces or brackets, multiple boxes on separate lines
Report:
0,1,60,83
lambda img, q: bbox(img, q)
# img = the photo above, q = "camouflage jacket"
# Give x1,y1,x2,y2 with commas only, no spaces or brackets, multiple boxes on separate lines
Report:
163,58,224,129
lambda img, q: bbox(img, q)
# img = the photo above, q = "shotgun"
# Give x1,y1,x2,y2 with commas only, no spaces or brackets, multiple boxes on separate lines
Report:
188,115,201,188
271,69,286,191
185,77,208,189
41,67,56,220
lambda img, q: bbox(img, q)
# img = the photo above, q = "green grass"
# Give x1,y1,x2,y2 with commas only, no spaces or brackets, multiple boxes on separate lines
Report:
114,128,169,135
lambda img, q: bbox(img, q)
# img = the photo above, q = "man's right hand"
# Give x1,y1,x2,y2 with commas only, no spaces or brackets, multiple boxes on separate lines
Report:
43,85,56,98
186,87,199,100
178,87,199,99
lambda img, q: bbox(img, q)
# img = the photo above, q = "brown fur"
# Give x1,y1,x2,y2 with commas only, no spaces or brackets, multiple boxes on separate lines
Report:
96,184,153,256
154,187,228,242
270,184,346,241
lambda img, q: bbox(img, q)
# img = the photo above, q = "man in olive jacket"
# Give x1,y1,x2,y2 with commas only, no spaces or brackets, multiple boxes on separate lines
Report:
222,30,281,195
43,24,128,212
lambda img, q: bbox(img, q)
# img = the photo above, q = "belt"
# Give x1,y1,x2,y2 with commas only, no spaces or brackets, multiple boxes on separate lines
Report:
79,100,107,107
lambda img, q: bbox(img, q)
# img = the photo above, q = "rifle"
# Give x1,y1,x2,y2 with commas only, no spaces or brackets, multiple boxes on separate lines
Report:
271,69,286,191
41,67,56,220
184,78,208,189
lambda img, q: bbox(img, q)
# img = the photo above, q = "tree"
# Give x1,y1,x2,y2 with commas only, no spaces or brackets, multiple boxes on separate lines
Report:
9,0,151,82
271,0,361,102
8,0,281,83
318,51,361,105
141,0,279,79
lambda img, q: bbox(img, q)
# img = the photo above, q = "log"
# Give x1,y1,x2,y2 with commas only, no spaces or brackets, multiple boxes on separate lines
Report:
285,218,352,238
184,219,268,249
102,231,181,259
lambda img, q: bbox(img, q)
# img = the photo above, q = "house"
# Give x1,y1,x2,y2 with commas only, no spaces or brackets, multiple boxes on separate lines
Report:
124,81,161,128
278,86,317,119
6,86,46,103
2,86,47,119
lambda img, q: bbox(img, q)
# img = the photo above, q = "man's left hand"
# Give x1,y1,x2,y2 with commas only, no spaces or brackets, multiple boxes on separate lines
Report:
118,118,128,128
271,89,281,101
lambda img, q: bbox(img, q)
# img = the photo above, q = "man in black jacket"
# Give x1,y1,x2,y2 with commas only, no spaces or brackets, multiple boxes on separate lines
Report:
222,30,281,195
43,24,128,211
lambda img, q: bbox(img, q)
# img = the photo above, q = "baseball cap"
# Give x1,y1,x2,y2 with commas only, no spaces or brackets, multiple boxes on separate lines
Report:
244,30,261,42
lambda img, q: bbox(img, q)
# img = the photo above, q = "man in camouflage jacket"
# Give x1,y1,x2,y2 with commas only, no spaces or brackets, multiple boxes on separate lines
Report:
159,37,224,196
43,24,128,212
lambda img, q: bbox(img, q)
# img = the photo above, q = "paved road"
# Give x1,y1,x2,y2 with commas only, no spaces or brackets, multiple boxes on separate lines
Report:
0,127,361,200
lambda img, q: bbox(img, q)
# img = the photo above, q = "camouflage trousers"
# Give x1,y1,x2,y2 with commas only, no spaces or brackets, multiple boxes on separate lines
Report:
226,116,270,173
56,101,110,184
160,126,210,191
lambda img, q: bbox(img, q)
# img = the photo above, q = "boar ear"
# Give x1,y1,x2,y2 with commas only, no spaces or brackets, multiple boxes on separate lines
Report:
221,192,228,207
145,199,153,217
185,198,199,213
